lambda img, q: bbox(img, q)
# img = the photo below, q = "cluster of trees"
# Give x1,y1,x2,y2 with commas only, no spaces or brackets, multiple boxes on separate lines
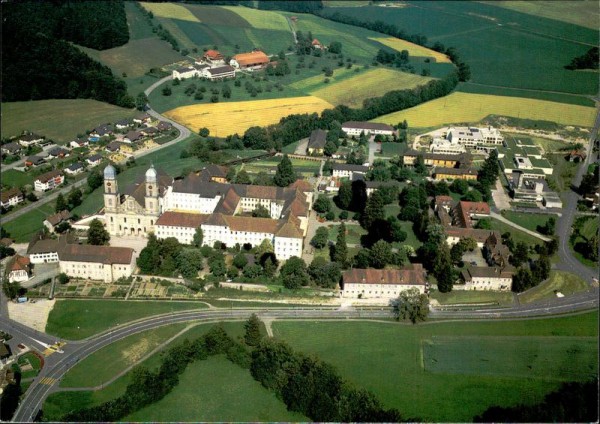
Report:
277,253,341,290
511,253,551,293
392,288,429,324
0,372,22,420
2,2,133,107
565,47,598,70
578,163,599,196
571,216,598,262
353,241,413,270
474,379,598,422
375,48,411,71
87,219,110,246
137,234,203,278
274,155,297,187
250,338,405,422
55,189,83,214
476,150,500,201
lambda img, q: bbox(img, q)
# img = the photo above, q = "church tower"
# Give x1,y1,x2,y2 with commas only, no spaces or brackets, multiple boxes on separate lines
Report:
103,164,118,213
145,165,160,215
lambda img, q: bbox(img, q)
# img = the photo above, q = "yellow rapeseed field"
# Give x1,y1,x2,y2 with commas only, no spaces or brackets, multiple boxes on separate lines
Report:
140,2,200,22
222,6,290,31
311,68,434,107
370,37,452,63
165,97,334,136
372,92,597,128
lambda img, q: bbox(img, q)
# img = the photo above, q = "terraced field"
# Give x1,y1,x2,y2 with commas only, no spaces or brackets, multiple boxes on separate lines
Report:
311,68,434,107
370,37,451,63
372,92,597,128
164,96,333,136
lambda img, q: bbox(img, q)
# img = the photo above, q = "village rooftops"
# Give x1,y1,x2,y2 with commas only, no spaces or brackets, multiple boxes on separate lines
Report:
342,265,426,286
60,243,134,265
446,227,500,244
204,49,223,60
342,121,394,132
19,133,44,142
308,129,327,150
9,255,30,272
2,142,21,153
46,210,72,226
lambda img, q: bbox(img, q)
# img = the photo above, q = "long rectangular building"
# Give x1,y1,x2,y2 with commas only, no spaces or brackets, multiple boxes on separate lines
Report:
341,265,427,299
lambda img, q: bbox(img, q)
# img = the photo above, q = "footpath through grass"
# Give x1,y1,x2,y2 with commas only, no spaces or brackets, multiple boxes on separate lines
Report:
45,300,208,340
273,312,598,422
501,211,552,234
519,271,590,304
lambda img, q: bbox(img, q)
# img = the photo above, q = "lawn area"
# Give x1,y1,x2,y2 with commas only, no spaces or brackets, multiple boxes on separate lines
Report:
570,216,599,269
281,140,300,154
503,132,567,153
372,92,597,129
2,202,55,243
1,100,138,144
380,142,408,157
327,223,367,245
501,211,553,234
14,352,43,379
2,169,35,189
519,271,590,304
489,217,544,246
273,312,598,422
430,290,515,306
124,356,307,422
60,324,189,388
165,97,333,137
397,220,421,248
221,5,290,31
45,300,208,340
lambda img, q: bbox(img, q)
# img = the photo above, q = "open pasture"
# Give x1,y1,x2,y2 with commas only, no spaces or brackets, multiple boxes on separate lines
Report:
370,37,451,63
372,92,597,128
311,68,434,107
289,66,358,92
1,99,137,143
139,2,199,22
423,335,597,381
273,312,598,422
221,6,290,31
183,4,250,28
164,96,333,136
124,1,155,40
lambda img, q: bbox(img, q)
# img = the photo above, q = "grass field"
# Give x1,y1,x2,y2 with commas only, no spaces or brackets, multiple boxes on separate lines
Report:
273,312,598,422
165,97,333,136
372,92,597,129
1,100,138,144
482,1,599,30
380,142,408,156
45,300,208,340
124,1,156,40
182,4,250,28
222,6,290,31
489,217,543,246
327,224,367,245
2,169,35,189
519,271,590,304
15,352,43,379
430,290,514,306
140,2,199,22
2,202,55,243
125,356,307,422
501,211,553,234
370,37,451,63
60,324,188,388
310,68,434,107
78,38,184,78
289,66,359,92
241,156,321,177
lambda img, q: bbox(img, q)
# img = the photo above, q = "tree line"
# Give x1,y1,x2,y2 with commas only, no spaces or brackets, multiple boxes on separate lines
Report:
2,1,133,107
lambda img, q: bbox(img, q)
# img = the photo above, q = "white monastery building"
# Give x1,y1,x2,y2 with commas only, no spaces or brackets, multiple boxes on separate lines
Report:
341,265,427,299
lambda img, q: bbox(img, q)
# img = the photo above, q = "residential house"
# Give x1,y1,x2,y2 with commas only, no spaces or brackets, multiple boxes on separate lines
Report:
123,131,144,143
65,162,84,175
27,236,60,263
1,142,22,156
311,38,324,50
230,51,270,70
341,121,396,137
306,129,327,155
141,127,159,137
332,163,369,179
461,266,514,291
86,154,103,167
433,167,478,181
43,210,72,233
70,138,89,149
25,155,46,167
198,164,229,183
47,147,70,159
105,142,121,153
90,124,114,138
34,170,64,192
115,118,134,130
341,265,428,299
17,133,45,147
1,188,24,209
6,255,31,283
157,121,172,132
133,114,152,125
203,49,224,64
206,65,236,80
172,66,197,80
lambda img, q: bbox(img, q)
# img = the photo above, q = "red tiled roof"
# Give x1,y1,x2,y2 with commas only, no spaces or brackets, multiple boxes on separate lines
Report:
233,51,269,66
204,49,223,59
290,179,312,192
446,228,499,243
10,255,30,272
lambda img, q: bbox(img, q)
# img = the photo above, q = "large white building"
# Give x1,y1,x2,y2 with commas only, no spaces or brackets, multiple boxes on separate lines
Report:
461,266,514,291
341,265,427,299
341,121,396,137
102,165,311,261
446,126,504,147
332,164,369,179
59,244,135,283
429,137,467,155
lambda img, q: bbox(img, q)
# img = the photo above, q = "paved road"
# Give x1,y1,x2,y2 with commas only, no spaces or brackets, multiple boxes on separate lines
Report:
1,143,59,173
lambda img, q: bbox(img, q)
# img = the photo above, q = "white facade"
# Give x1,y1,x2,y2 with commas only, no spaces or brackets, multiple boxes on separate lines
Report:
463,275,511,291
429,137,467,155
1,192,23,208
163,188,221,214
341,126,394,137
34,173,64,192
18,136,44,147
447,126,504,147
273,236,303,260
332,167,368,179
8,269,29,283
59,259,134,283
341,282,426,299
30,251,59,264
172,67,198,80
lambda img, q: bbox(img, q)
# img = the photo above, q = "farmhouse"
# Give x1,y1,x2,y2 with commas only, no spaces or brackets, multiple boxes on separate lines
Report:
433,167,478,181
446,126,504,147
341,265,427,299
203,49,224,64
1,188,24,209
230,51,270,70
206,65,236,80
70,138,89,148
17,133,45,147
65,162,84,175
311,38,324,50
27,236,60,264
6,255,30,283
1,142,22,156
341,121,395,137
34,170,64,192
461,266,514,291
172,66,198,80
332,163,369,179
44,210,72,233
115,118,134,130
58,243,135,283
86,154,103,167
306,129,327,155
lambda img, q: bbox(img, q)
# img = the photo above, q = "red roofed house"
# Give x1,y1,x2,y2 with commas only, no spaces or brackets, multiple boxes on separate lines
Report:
7,255,31,283
203,49,224,64
452,201,490,228
341,265,427,299
230,51,270,70
311,38,324,49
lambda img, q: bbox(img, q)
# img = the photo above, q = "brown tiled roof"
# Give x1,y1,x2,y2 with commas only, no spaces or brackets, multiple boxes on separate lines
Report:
204,164,228,178
453,201,490,228
27,238,59,254
225,215,280,234
290,179,312,192
204,49,223,60
216,188,241,215
46,210,72,226
462,266,515,281
36,169,63,183
308,129,327,150
233,51,269,66
343,265,426,286
435,167,478,176
155,212,208,228
446,228,499,243
59,244,133,265
10,255,30,271
275,220,303,238
342,121,394,132
1,187,22,203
